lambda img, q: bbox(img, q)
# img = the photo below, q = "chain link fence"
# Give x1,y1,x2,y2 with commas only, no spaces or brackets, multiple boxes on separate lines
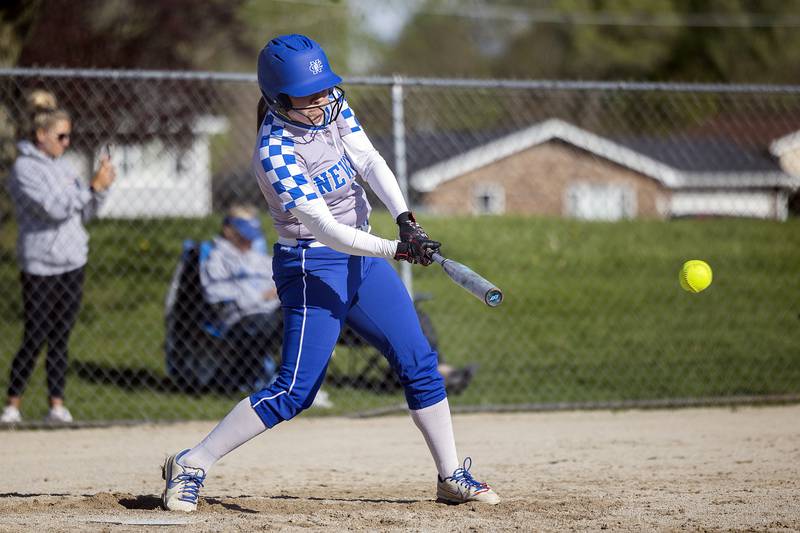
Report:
1,69,799,424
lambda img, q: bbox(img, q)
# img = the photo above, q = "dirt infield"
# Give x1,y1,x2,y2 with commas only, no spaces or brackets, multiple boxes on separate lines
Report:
1,404,798,532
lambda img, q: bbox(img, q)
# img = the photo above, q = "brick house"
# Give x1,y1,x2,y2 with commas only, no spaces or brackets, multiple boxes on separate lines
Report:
409,119,799,220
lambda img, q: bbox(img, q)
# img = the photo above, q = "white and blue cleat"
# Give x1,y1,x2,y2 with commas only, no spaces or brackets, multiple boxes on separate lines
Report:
161,449,206,512
436,457,501,505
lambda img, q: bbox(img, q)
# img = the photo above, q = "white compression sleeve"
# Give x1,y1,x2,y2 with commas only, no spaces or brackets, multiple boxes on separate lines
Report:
342,130,409,219
181,398,267,473
410,397,460,479
291,200,399,258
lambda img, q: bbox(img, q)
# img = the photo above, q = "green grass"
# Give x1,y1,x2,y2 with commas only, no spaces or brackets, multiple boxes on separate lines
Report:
1,214,798,421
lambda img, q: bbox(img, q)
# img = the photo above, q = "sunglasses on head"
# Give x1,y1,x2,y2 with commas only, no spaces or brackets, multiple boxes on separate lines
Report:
57,133,70,141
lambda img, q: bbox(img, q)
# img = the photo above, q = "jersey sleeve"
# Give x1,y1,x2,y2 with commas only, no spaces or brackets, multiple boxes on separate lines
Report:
290,199,398,258
335,97,363,138
343,130,408,219
257,130,318,211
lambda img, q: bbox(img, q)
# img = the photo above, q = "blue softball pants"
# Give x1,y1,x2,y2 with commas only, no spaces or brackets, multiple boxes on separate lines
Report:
250,241,446,428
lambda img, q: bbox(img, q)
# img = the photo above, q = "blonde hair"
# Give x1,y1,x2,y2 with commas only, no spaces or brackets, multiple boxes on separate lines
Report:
227,204,258,220
26,89,70,140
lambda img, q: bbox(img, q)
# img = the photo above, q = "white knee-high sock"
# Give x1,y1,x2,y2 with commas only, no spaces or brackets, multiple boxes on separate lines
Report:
410,397,460,479
181,397,267,473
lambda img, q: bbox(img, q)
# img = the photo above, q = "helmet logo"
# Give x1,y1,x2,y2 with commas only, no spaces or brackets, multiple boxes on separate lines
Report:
309,59,324,75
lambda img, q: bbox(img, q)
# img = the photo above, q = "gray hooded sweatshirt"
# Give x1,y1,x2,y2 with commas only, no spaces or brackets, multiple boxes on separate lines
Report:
7,140,107,276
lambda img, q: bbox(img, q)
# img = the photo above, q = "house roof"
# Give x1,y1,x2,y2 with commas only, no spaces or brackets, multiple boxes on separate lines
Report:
371,128,520,177
408,119,799,193
684,112,800,149
617,137,779,173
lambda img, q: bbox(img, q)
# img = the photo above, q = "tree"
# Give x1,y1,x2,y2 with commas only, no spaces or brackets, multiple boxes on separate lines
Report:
3,0,250,69
493,0,683,80
663,0,800,83
0,1,38,67
237,0,357,74
378,0,495,77
371,0,800,83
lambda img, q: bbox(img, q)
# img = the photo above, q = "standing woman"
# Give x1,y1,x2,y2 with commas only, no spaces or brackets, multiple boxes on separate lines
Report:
162,35,499,511
0,90,115,424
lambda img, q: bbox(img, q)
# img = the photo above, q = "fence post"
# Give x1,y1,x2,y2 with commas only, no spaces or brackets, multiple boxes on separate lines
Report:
392,75,413,296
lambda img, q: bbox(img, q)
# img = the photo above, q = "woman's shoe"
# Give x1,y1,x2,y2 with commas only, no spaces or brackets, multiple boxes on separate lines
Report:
44,405,73,423
1,405,22,423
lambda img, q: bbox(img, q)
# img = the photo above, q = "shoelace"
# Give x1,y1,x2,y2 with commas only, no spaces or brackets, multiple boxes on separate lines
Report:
175,469,206,503
446,457,488,490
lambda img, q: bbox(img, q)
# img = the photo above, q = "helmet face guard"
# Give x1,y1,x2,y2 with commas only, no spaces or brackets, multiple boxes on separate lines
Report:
279,86,345,127
258,34,344,126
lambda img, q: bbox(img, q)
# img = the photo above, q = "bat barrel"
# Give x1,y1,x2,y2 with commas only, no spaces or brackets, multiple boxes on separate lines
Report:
485,288,503,307
431,252,504,307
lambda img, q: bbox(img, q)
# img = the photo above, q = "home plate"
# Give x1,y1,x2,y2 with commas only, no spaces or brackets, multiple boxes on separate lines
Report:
86,517,192,526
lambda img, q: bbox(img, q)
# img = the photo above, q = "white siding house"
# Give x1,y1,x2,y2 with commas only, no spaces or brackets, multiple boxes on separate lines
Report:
64,116,227,218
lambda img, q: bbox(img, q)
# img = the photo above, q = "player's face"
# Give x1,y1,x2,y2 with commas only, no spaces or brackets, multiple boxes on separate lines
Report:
36,119,71,158
288,89,332,125
223,225,253,252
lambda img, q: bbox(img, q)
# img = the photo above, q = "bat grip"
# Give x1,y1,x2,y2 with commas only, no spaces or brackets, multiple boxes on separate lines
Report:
431,251,447,265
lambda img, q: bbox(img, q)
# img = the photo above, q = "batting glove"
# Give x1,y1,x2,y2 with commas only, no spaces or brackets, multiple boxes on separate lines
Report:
393,211,441,266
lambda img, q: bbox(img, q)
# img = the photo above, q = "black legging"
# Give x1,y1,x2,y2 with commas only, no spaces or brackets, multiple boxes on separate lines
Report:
7,267,85,399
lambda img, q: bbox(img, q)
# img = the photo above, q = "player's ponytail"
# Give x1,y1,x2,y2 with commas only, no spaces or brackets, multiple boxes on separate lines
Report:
256,96,268,132
25,89,70,141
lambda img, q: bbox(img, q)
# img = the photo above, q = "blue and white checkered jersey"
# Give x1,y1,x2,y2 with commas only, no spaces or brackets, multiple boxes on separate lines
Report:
252,98,370,240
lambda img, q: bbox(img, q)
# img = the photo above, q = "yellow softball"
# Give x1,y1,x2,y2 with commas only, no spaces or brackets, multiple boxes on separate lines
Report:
679,260,713,293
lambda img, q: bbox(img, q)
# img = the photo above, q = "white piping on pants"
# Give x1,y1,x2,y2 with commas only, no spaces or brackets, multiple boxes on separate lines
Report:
252,247,308,407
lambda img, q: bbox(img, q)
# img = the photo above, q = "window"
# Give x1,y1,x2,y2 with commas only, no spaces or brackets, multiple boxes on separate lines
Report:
472,183,505,214
175,149,191,176
566,182,636,220
119,144,135,176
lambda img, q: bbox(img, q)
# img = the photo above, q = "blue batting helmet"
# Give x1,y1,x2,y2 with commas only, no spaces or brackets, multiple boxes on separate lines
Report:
257,34,342,104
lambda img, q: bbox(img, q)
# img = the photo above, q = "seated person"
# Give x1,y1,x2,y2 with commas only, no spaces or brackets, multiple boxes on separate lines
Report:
179,204,472,399
199,205,281,393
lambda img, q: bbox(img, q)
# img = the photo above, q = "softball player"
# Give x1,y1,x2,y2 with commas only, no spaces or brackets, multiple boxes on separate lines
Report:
162,34,499,511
